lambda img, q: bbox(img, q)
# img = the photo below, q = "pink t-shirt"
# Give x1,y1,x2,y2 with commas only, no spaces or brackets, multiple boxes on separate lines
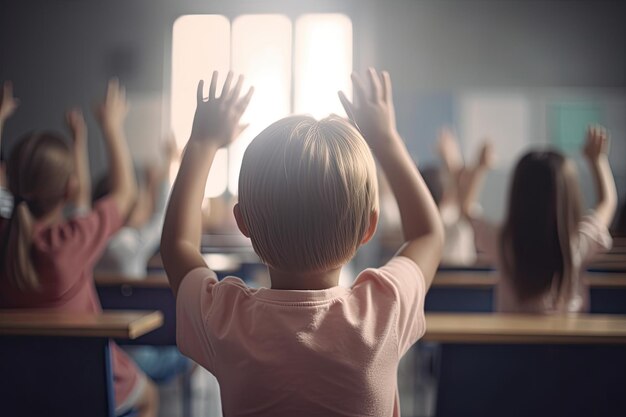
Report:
472,213,613,313
0,197,141,407
176,256,426,417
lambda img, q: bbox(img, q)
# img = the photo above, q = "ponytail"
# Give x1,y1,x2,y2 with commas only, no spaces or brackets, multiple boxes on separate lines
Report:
3,131,74,292
4,200,39,291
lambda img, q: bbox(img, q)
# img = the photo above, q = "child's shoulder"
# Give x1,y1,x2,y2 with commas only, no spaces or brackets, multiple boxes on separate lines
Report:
353,256,424,295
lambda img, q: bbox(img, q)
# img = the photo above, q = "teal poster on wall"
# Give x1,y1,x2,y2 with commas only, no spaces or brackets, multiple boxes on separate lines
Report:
550,103,603,153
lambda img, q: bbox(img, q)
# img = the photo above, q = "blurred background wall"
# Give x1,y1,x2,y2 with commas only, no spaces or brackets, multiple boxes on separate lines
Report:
0,0,624,222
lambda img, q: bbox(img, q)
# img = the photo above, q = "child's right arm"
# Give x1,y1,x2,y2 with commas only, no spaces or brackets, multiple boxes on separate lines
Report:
583,125,617,227
66,108,91,213
339,68,444,288
95,79,137,218
161,71,253,297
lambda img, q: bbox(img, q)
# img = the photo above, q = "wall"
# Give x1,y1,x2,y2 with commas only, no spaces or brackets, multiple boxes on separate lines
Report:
0,0,624,220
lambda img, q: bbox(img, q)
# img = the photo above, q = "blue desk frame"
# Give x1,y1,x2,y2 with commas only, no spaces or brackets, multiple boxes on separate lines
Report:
0,335,115,417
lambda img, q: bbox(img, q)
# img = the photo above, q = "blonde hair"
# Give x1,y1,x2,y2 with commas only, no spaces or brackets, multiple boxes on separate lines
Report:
238,115,378,272
3,132,74,291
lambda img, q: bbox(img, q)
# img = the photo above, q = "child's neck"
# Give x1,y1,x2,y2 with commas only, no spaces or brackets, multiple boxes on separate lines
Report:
268,266,342,290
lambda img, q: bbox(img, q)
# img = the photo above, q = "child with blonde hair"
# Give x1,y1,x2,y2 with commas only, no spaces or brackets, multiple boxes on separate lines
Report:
161,68,443,416
467,127,617,313
0,80,158,416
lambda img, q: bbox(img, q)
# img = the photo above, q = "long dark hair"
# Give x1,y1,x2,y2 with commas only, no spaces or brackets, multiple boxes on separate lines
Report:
2,132,74,291
500,150,582,301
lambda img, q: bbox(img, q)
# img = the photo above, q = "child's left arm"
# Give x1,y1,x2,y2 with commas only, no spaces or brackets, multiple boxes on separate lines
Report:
0,81,19,189
161,71,253,297
66,108,91,212
583,125,617,227
459,140,494,219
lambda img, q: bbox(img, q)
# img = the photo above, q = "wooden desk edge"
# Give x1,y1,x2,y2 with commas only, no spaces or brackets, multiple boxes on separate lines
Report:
421,332,626,344
0,310,164,339
423,313,626,344
94,274,170,288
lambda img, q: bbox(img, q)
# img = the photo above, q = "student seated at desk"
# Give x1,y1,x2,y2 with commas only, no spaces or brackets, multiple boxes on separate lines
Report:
161,69,443,416
0,80,158,417
94,135,175,278
419,128,494,267
467,126,617,313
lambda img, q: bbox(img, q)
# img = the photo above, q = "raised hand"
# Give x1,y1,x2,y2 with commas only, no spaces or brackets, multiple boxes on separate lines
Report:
583,125,609,162
338,68,397,151
582,124,616,227
437,127,464,174
96,78,129,131
190,70,254,147
0,81,19,122
477,140,495,169
66,108,87,141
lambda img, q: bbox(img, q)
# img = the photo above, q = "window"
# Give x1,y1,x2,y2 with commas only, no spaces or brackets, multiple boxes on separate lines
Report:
171,13,352,197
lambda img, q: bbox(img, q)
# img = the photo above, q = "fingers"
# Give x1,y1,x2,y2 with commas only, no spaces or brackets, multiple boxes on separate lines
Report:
367,68,382,102
220,71,233,99
338,90,355,120
106,78,119,101
585,125,609,157
196,80,204,104
226,75,245,105
235,86,254,116
3,81,12,100
208,70,218,100
381,71,393,103
350,72,367,107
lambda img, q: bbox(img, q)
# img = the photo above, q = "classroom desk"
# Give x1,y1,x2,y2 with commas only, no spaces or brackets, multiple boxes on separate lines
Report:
96,274,175,345
427,270,626,313
0,310,163,417
422,313,626,417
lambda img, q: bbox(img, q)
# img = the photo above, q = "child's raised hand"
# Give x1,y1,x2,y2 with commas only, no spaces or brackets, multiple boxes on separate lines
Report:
0,81,20,122
190,71,254,148
477,140,495,169
66,108,87,141
338,68,398,150
437,127,464,173
96,78,129,130
583,125,609,162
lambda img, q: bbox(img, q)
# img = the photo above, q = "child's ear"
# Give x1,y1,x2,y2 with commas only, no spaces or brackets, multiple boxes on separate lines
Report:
361,210,379,245
233,203,250,238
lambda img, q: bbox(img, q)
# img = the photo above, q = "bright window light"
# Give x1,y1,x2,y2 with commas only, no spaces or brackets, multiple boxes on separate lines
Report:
294,14,353,119
171,13,353,198
228,14,292,195
171,15,230,197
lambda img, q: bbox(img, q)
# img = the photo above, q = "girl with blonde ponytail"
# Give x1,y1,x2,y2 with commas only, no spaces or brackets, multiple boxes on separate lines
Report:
0,80,158,417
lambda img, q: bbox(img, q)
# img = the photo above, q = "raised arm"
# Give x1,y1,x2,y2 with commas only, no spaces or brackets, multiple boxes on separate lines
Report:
583,125,617,227
459,140,494,219
95,79,137,217
0,81,20,188
66,109,91,212
436,127,464,208
339,68,444,287
161,71,253,297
